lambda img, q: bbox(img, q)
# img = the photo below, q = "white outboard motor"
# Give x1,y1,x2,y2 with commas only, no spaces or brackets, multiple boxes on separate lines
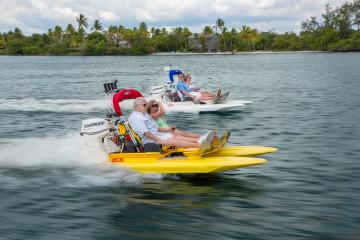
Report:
150,85,167,97
80,118,113,149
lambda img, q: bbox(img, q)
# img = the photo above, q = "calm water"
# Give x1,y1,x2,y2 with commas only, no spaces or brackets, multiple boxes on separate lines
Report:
0,53,359,240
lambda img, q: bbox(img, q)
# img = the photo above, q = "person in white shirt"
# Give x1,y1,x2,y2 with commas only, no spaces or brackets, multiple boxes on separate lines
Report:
128,98,214,149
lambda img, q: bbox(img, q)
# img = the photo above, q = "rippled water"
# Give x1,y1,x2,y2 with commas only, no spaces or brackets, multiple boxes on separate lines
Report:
0,53,359,240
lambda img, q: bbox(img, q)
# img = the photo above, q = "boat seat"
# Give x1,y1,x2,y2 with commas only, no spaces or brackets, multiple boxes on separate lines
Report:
119,122,163,153
144,143,162,152
166,92,182,102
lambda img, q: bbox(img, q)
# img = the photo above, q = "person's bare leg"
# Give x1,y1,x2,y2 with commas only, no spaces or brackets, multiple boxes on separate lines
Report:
200,96,214,101
171,135,199,143
201,92,216,97
165,139,200,148
174,129,201,138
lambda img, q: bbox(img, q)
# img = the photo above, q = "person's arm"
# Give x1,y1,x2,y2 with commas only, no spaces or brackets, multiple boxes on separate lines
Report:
181,90,194,98
158,127,170,132
150,102,165,120
144,131,165,145
177,82,195,100
180,89,196,101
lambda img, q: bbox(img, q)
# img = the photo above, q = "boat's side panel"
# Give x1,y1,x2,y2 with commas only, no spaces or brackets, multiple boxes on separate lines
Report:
206,146,278,157
119,98,248,113
111,156,267,174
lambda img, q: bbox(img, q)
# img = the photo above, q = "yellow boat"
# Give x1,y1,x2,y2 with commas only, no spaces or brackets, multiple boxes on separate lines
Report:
108,146,272,174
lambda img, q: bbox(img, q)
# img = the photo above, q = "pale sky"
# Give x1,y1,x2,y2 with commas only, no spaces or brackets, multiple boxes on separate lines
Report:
0,0,347,34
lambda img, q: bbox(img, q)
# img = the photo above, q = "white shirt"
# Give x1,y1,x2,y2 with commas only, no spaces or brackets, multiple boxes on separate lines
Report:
128,111,170,144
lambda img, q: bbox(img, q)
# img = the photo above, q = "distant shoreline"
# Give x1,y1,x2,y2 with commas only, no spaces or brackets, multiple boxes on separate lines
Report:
0,50,353,57
151,50,326,56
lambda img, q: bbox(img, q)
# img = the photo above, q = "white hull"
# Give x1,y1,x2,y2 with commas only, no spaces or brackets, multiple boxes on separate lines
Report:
119,97,250,113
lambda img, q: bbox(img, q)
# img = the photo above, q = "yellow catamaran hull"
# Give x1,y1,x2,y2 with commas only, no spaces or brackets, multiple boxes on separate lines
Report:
108,146,276,174
207,146,278,157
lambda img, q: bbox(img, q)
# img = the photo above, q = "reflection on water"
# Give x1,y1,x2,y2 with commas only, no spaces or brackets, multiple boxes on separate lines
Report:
108,175,266,240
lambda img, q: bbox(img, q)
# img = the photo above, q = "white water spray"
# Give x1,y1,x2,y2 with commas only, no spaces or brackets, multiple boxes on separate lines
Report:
0,133,162,186
0,98,105,112
0,132,106,168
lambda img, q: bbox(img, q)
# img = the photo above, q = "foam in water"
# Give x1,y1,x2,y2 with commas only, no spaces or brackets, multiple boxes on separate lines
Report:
0,132,107,168
0,98,105,112
0,132,162,187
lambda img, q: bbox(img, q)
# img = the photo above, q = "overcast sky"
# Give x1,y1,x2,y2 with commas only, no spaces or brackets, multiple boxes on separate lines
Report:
0,0,348,34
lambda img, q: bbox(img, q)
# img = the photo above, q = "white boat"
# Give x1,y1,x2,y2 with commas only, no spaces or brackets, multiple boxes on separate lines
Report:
118,66,252,113
119,98,247,113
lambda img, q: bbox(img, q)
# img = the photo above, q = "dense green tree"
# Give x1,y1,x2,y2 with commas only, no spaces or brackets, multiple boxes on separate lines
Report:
353,0,360,30
272,32,301,50
54,25,63,44
258,31,276,50
2,0,360,56
65,24,76,48
14,28,24,38
200,25,214,51
239,25,252,50
301,17,320,32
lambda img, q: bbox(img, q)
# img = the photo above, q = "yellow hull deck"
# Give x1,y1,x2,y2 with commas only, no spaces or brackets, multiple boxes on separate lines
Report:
109,155,267,174
107,145,276,174
207,146,278,157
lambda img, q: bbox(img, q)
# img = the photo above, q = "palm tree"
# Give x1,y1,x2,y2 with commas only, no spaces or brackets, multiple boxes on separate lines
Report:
135,22,149,46
66,24,75,35
139,22,148,32
239,25,252,50
76,14,88,32
182,27,192,50
230,28,237,50
160,28,169,51
249,29,259,51
107,25,118,46
122,29,135,47
47,28,54,44
150,27,155,36
197,33,207,52
54,25,63,44
215,18,225,33
220,28,232,51
152,34,162,52
14,28,24,38
173,27,183,50
202,25,214,51
91,19,103,32
65,24,76,47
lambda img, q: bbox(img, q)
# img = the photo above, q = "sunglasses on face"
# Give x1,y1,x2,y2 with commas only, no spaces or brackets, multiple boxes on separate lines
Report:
152,104,159,107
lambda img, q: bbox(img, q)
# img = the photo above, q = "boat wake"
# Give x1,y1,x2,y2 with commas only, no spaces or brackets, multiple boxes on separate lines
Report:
0,98,105,112
0,133,161,187
0,133,107,168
